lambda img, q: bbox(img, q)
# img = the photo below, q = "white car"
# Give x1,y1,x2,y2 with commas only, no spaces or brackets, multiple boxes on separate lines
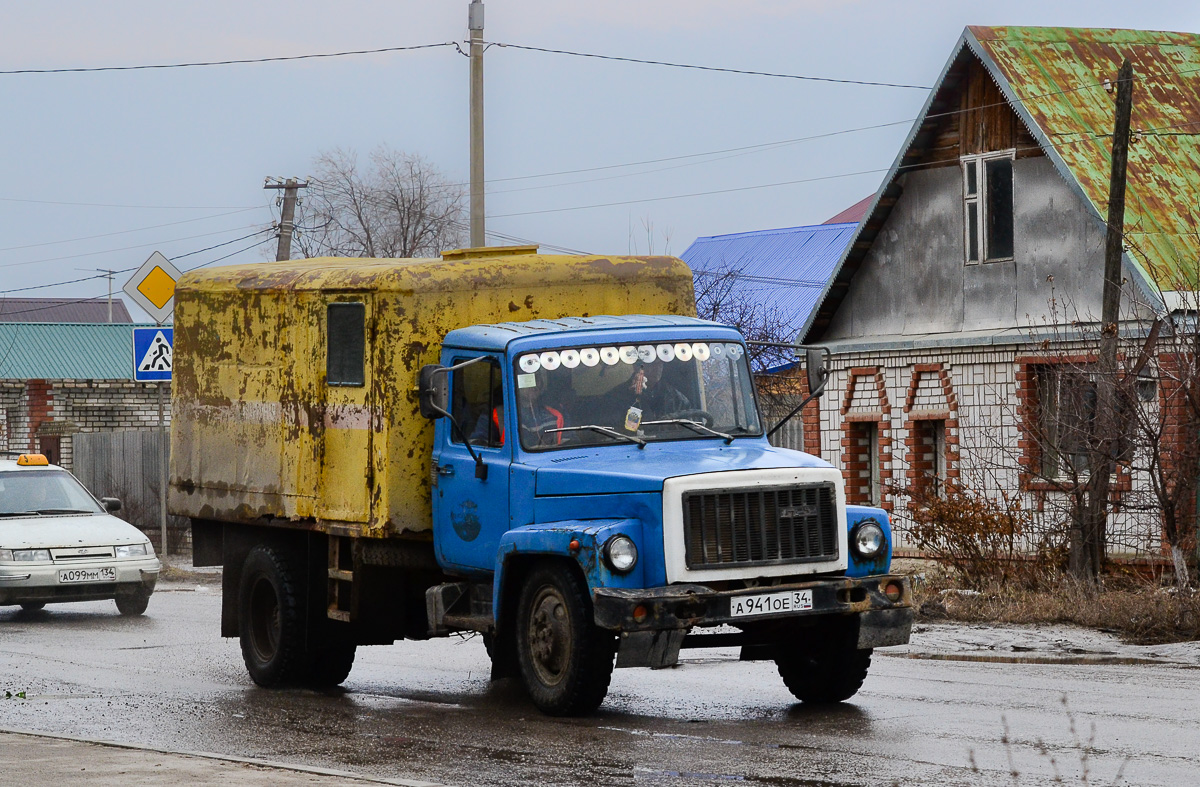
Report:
0,454,160,616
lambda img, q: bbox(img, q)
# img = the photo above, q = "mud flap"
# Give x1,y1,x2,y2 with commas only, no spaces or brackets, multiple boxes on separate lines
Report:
616,629,685,669
856,607,914,649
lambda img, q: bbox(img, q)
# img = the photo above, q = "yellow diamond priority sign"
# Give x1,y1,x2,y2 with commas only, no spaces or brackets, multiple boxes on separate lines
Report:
123,251,182,324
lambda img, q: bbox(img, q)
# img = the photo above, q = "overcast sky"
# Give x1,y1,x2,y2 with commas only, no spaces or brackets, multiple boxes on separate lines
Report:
1,1,1198,321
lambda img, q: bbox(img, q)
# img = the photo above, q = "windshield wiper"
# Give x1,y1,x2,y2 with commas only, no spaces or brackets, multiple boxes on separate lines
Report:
33,509,92,515
545,424,646,449
642,419,734,444
0,511,38,517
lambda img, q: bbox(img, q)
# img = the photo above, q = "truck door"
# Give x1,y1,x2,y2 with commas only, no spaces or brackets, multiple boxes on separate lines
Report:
431,353,512,573
319,298,374,524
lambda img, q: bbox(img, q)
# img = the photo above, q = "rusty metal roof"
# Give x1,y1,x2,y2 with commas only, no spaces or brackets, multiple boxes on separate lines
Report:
969,25,1200,294
804,26,1200,341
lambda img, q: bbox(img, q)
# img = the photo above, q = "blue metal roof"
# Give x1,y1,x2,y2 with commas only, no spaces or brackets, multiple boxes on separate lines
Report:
682,222,857,340
444,314,736,352
0,323,159,380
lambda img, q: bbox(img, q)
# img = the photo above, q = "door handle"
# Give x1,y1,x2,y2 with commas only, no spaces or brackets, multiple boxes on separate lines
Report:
437,464,455,477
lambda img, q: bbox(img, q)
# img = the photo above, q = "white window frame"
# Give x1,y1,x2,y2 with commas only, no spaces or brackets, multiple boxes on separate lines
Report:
962,150,1016,265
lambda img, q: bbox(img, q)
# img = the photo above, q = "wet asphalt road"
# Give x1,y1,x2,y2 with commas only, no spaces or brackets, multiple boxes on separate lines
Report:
1,581,1197,786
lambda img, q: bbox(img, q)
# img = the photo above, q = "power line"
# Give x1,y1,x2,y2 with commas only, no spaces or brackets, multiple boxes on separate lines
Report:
0,42,457,75
0,229,276,297
0,195,258,210
487,117,1200,221
0,223,271,270
0,208,264,253
486,42,931,90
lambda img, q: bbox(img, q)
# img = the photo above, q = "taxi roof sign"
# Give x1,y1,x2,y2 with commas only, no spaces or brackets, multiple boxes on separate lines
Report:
122,251,181,324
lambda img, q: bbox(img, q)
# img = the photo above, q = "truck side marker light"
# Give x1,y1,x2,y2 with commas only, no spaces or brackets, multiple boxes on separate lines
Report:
884,581,903,602
569,539,581,552
633,605,648,623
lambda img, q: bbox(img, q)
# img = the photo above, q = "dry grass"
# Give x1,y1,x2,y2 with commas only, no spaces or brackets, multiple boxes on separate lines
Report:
912,570,1200,645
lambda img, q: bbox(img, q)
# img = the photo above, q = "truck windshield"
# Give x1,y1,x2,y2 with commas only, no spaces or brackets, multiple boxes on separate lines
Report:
514,340,762,450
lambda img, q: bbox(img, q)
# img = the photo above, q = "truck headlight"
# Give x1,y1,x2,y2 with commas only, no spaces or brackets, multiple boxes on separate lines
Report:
7,549,52,563
604,535,638,573
850,520,885,560
115,543,150,558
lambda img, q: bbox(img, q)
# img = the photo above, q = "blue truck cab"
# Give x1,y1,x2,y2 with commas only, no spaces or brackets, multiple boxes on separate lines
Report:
421,314,912,715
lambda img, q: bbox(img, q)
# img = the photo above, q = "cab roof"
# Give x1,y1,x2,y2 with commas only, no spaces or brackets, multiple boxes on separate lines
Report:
442,314,741,352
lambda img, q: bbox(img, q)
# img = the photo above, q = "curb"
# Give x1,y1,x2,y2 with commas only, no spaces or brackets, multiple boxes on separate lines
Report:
0,727,447,787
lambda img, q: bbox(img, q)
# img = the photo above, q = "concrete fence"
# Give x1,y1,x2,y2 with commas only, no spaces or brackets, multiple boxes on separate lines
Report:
72,430,190,556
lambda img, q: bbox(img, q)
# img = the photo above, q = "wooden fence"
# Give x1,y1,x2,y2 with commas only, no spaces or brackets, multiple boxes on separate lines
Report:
72,430,189,556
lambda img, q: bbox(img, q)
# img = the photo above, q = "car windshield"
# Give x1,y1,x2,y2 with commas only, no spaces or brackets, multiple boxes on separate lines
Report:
0,469,104,515
514,339,763,450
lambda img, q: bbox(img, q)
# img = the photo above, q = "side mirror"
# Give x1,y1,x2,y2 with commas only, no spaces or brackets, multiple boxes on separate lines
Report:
805,346,829,400
101,497,122,513
419,365,449,419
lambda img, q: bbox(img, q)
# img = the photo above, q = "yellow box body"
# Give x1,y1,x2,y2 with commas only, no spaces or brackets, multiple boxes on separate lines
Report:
168,250,696,538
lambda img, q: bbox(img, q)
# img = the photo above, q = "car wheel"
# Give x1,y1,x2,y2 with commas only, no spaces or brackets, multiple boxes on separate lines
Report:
306,643,356,687
238,545,307,687
775,622,871,704
115,588,151,617
19,602,45,612
515,562,616,716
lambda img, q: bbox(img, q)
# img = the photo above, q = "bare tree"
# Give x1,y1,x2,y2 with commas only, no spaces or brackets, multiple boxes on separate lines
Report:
292,147,467,260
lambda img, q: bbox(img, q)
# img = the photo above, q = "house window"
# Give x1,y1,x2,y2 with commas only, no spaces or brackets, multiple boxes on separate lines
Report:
962,151,1014,264
911,419,947,498
326,303,365,386
1035,366,1095,478
846,421,880,505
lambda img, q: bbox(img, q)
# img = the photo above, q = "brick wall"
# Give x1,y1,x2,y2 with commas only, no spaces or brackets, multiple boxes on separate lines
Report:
0,380,170,471
820,344,1162,559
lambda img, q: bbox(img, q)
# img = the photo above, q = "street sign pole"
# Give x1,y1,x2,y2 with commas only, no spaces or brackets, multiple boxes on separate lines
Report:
125,252,179,559
158,380,166,557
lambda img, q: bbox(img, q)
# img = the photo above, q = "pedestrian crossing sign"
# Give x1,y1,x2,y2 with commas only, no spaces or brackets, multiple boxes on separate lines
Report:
133,327,173,382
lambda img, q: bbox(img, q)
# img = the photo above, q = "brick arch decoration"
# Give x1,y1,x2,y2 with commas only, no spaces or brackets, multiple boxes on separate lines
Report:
840,366,893,513
901,363,961,494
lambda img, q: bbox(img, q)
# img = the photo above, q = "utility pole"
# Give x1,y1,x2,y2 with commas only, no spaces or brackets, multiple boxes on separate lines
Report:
468,0,486,247
1079,58,1134,582
264,178,307,261
78,269,118,321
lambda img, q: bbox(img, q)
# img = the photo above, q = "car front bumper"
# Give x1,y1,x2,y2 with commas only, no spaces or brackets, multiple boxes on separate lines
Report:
0,556,161,605
593,574,913,668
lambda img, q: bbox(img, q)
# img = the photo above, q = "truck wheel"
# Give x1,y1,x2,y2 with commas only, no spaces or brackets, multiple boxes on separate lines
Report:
115,588,151,617
775,627,872,704
19,602,45,612
307,643,356,687
239,545,307,687
516,563,616,716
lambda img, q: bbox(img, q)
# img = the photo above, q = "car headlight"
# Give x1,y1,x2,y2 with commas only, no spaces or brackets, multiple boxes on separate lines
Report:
6,549,52,563
850,520,886,560
603,535,638,573
115,543,150,558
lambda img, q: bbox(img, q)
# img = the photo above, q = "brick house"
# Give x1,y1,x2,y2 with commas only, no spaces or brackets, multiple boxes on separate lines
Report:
801,26,1200,559
0,323,170,468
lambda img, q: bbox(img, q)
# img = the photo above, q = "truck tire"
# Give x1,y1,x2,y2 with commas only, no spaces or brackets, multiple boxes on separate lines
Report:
20,602,45,612
307,643,356,687
775,625,871,704
115,587,151,617
239,545,308,687
515,563,616,716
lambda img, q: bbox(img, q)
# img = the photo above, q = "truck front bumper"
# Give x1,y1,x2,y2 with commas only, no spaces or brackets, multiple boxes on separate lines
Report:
593,574,913,668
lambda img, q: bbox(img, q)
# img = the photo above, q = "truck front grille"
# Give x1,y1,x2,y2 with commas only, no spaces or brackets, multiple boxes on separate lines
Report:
682,484,837,569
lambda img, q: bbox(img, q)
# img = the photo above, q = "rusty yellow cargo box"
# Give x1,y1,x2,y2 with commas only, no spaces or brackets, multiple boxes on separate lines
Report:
168,247,695,537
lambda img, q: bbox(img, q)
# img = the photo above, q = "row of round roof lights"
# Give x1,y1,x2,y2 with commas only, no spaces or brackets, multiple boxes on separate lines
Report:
519,343,743,373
